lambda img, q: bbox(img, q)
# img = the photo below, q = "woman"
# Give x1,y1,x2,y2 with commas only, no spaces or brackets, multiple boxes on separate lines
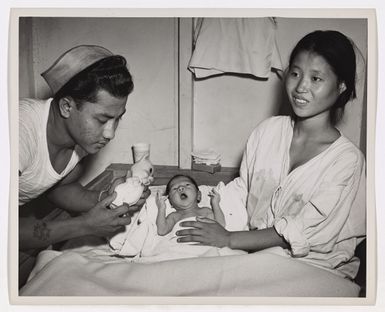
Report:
176,30,366,280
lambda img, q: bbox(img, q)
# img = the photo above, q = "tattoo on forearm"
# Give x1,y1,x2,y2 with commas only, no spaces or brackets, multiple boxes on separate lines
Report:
33,221,51,241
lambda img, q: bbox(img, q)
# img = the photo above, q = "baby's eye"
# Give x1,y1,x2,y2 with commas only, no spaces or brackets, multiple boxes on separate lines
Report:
312,76,322,82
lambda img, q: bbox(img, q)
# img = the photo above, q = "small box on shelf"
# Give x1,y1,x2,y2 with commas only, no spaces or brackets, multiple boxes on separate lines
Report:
191,161,221,174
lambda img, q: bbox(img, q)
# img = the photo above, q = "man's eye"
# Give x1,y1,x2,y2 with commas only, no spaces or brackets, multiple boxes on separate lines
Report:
312,76,322,82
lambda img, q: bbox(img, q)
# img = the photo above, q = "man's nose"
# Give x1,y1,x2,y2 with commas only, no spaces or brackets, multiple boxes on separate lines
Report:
103,120,116,140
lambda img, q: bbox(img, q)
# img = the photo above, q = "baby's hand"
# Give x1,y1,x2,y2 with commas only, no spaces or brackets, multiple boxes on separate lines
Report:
208,188,221,206
155,191,168,210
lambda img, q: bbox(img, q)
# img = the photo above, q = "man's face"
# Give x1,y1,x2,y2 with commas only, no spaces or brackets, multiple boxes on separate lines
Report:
68,89,127,154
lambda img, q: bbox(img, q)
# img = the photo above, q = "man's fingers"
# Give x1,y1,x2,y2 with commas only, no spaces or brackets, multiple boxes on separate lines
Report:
114,215,132,226
112,203,129,216
141,188,151,199
99,192,117,207
126,204,141,215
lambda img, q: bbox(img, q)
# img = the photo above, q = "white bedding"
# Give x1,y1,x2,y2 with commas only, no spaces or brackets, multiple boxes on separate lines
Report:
20,246,360,296
20,184,361,297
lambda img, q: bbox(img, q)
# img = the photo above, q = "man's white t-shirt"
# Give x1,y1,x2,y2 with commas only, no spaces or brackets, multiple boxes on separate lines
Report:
19,98,87,206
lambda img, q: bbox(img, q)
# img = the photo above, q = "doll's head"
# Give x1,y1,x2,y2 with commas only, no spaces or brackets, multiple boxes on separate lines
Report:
165,175,201,210
130,155,154,185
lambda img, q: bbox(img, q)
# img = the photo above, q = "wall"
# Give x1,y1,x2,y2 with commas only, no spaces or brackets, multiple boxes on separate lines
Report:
19,17,368,181
19,17,179,184
193,18,367,167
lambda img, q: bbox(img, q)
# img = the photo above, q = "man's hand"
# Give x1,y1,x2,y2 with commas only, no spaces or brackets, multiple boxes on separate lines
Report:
81,192,132,237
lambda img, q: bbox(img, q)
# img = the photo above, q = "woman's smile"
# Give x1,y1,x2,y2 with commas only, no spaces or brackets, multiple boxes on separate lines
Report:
292,95,309,106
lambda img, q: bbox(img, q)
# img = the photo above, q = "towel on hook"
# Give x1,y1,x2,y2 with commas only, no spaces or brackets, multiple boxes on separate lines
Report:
188,18,282,79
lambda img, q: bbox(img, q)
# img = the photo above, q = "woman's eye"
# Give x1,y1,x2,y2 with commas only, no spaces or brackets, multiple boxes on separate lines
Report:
312,76,322,82
290,71,299,77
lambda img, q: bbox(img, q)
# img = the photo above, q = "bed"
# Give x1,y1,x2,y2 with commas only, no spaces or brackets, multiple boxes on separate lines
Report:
19,164,363,298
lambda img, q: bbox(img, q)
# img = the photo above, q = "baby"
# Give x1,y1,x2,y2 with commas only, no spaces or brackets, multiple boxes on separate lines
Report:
156,174,225,236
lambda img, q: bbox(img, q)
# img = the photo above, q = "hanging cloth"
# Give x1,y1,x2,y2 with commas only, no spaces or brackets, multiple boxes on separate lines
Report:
188,17,282,79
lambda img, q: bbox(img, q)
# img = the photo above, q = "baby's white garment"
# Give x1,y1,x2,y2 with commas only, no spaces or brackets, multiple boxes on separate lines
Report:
188,18,282,79
19,98,87,205
136,217,246,263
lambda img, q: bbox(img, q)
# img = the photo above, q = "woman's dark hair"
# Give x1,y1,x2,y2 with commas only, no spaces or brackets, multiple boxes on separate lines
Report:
53,55,134,107
165,175,199,196
288,30,357,125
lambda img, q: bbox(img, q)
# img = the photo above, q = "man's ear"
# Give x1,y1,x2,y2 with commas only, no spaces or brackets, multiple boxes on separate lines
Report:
58,97,74,118
339,82,347,94
197,190,202,203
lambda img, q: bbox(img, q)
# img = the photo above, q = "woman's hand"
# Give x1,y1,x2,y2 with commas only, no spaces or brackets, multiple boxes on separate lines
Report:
81,192,132,237
176,216,231,248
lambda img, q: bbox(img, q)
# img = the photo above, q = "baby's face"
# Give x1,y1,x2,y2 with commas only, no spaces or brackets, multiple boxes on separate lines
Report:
168,176,199,210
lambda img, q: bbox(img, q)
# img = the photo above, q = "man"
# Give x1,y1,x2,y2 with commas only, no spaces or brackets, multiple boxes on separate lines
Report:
19,45,149,283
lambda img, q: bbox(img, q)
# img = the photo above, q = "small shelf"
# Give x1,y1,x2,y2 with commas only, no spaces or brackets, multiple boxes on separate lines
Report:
101,163,240,187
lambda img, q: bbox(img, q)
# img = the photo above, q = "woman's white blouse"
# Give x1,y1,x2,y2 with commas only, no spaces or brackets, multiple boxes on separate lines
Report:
232,116,366,279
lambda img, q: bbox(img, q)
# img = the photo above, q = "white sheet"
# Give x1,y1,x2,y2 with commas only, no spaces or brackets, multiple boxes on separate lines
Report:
21,184,361,297
20,246,360,296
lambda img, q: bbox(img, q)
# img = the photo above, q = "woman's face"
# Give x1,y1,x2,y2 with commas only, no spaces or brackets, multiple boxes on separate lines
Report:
285,50,345,122
67,89,127,154
168,176,200,210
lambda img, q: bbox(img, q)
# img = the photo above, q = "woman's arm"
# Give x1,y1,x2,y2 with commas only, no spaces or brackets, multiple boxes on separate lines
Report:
228,227,289,251
176,218,289,251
